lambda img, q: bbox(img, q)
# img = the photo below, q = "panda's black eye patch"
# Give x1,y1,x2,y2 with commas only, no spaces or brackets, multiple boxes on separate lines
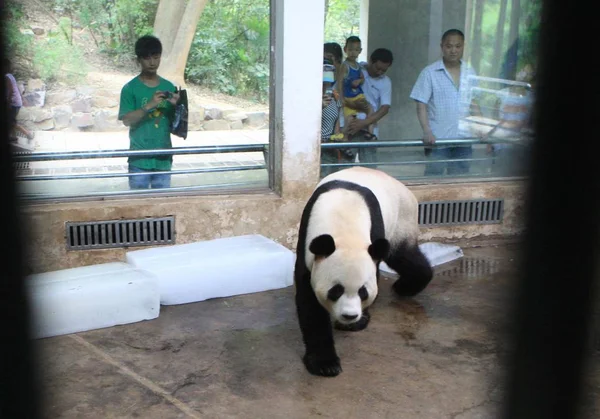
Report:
359,286,369,301
327,284,345,301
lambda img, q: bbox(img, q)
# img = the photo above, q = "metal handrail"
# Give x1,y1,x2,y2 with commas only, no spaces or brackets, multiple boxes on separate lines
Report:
467,74,532,89
21,181,268,201
13,136,529,185
12,144,268,162
321,136,526,149
12,136,528,163
18,164,266,181
13,134,530,200
322,157,495,167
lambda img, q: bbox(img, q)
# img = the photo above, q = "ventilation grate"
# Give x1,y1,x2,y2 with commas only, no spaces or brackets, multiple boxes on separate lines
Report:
66,216,175,250
14,161,30,171
13,151,31,171
418,199,504,227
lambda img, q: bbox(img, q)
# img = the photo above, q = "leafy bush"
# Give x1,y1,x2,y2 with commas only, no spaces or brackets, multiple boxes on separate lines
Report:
106,0,158,53
52,0,157,55
3,1,86,82
33,30,88,83
3,2,34,62
324,0,360,49
186,0,270,102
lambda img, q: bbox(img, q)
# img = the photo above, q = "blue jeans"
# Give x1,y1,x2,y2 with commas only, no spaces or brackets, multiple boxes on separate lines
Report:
128,165,171,189
424,146,473,176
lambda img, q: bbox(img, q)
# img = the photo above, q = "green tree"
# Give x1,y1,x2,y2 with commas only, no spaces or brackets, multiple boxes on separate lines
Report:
324,0,360,48
3,2,34,64
154,0,210,87
186,0,270,101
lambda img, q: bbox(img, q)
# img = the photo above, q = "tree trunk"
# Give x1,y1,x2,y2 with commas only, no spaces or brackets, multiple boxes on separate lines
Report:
508,0,521,45
471,0,485,74
492,0,508,76
464,0,473,62
153,0,209,87
501,0,521,79
153,0,187,56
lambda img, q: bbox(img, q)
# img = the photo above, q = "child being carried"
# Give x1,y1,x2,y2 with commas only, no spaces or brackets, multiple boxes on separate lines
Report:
340,36,374,137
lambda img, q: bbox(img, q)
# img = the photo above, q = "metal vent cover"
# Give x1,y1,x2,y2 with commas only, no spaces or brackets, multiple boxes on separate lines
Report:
13,151,31,171
418,199,504,227
66,216,175,250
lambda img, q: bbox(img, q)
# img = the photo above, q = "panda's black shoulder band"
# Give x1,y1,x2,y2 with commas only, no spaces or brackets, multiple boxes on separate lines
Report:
296,180,385,269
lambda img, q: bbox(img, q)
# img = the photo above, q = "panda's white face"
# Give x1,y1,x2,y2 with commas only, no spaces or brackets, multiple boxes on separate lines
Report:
311,248,379,325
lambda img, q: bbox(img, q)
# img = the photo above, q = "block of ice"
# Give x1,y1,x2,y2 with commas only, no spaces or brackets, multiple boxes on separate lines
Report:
126,234,295,305
28,262,160,339
380,242,464,276
419,242,464,267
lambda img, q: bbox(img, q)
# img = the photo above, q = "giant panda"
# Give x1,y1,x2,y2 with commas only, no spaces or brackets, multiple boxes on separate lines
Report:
294,166,433,377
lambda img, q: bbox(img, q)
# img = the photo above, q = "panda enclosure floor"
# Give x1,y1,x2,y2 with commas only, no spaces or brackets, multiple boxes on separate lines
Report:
36,242,600,419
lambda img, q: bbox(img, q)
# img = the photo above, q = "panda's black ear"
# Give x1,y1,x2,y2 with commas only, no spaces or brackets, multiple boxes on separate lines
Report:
309,234,336,257
368,238,390,261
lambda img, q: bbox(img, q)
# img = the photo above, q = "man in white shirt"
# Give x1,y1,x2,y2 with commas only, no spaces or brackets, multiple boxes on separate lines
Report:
345,48,394,165
410,29,482,176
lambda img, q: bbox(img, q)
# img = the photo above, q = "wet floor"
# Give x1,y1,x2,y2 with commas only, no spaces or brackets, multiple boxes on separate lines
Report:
36,243,599,418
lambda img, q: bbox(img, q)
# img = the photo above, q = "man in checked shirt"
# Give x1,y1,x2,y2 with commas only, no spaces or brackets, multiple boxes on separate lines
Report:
410,29,482,176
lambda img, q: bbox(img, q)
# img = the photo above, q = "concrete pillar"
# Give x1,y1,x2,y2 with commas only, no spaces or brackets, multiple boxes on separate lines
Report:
367,0,467,141
359,0,370,62
270,0,324,198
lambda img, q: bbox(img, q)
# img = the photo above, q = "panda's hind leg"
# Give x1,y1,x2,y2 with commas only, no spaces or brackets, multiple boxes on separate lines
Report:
385,241,433,297
334,309,371,332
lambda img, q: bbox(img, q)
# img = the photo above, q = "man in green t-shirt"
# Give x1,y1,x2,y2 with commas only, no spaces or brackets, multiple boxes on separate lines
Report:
118,35,180,189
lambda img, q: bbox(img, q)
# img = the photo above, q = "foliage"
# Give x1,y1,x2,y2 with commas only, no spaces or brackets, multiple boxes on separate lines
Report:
324,0,360,51
3,1,86,82
33,28,88,83
5,0,541,101
5,0,272,100
3,2,34,63
186,0,271,102
465,0,541,117
518,0,541,70
53,0,158,55
107,0,158,53
470,0,541,78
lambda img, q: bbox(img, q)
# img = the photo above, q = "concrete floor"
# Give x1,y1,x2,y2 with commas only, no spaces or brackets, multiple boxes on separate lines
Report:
36,243,600,418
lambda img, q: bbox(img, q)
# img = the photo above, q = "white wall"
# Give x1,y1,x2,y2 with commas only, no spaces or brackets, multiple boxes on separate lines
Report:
281,0,325,157
359,0,370,62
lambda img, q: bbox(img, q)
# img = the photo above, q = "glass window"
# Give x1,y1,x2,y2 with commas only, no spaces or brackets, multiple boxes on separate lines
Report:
5,0,271,200
321,0,540,182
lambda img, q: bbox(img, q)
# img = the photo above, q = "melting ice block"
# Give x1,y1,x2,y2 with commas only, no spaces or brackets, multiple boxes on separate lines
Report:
126,234,295,305
380,242,464,276
28,262,160,339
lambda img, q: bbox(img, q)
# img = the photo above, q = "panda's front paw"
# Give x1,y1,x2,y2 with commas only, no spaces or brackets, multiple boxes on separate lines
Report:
303,352,342,377
334,311,370,332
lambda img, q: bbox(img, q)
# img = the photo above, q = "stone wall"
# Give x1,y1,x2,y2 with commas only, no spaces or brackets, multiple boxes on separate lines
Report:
15,79,269,133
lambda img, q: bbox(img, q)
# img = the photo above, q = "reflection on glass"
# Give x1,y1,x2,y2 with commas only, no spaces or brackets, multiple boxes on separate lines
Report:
321,0,539,182
7,0,271,200
410,29,481,177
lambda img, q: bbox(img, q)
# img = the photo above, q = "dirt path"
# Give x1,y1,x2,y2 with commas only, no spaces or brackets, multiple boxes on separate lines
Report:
85,71,267,112
14,0,268,113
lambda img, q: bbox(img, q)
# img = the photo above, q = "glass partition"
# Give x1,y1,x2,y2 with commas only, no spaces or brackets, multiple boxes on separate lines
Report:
5,0,271,200
321,0,539,182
